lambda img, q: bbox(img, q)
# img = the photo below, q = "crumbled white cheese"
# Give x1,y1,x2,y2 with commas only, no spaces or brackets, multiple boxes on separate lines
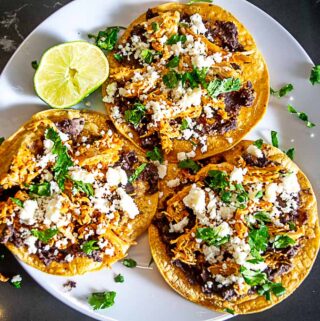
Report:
116,187,139,219
169,216,189,233
178,87,202,110
281,173,300,194
154,161,167,179
190,13,208,34
246,145,263,158
24,235,38,254
69,167,95,184
230,167,247,183
103,82,118,103
166,178,181,188
183,184,206,216
64,254,74,262
203,244,220,264
216,222,232,237
264,183,278,203
19,200,39,225
106,166,128,186
11,275,22,283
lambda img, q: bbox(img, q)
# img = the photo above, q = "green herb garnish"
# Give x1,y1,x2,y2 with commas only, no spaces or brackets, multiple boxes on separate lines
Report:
10,197,24,208
224,308,235,315
273,235,295,249
128,163,147,183
182,67,208,88
196,227,230,246
166,56,180,68
286,148,295,160
29,181,51,196
88,26,124,51
240,266,268,286
310,65,320,85
163,70,180,88
0,137,4,145
257,282,286,301
114,274,124,283
271,130,279,148
11,280,22,289
140,49,154,64
81,240,99,255
248,224,269,259
31,228,58,243
255,191,263,199
287,105,315,128
270,84,294,98
146,147,164,164
180,119,189,130
187,0,212,4
253,139,263,149
178,159,200,173
288,221,297,231
151,21,160,32
45,127,74,191
221,191,232,203
123,258,137,268
207,77,241,98
205,170,229,193
113,53,123,62
31,60,39,70
73,180,94,197
254,211,271,223
124,102,146,127
88,291,116,310
166,34,187,45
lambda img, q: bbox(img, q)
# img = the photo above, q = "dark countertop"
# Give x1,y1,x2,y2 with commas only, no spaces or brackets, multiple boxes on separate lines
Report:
0,1,319,320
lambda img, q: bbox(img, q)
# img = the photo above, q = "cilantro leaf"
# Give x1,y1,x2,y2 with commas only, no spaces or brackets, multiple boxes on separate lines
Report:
73,180,94,197
255,191,263,199
196,227,230,246
221,191,232,203
180,119,189,130
224,308,235,315
240,266,268,286
0,137,4,145
31,60,39,70
88,26,123,51
140,49,154,64
178,159,200,173
163,70,180,88
31,228,58,243
248,224,269,258
166,56,180,68
10,197,24,208
287,104,316,128
29,182,51,196
273,235,295,249
257,282,286,300
81,240,99,255
187,0,213,4
151,21,160,32
124,102,146,127
113,53,123,62
114,274,124,283
11,280,22,289
310,65,320,85
123,258,137,268
254,211,271,223
271,130,279,148
270,84,294,98
88,291,116,310
166,34,187,45
286,148,295,160
182,67,208,89
207,78,241,98
205,170,229,193
128,163,147,183
146,147,164,163
46,127,74,191
253,139,263,149
288,221,297,231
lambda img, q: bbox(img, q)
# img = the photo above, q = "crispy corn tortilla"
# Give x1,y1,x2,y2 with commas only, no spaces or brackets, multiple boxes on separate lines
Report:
149,140,319,313
103,3,269,162
0,109,158,275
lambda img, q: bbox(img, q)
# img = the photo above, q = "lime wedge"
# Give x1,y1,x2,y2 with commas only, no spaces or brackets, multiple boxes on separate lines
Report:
34,41,109,108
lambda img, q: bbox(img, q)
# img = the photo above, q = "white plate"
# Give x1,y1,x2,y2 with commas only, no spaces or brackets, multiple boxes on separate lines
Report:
0,0,319,320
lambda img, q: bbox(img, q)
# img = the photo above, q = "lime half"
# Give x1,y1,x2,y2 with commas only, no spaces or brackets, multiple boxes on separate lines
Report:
34,41,109,108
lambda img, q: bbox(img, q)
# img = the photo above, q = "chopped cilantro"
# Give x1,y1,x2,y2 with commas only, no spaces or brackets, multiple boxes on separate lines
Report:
113,53,123,62
196,227,230,246
88,291,116,310
178,159,200,173
151,21,160,32
287,105,315,128
224,308,235,315
114,274,124,283
29,181,51,197
257,282,286,301
248,224,269,259
205,170,229,193
286,148,295,160
271,130,279,148
128,163,147,183
123,258,137,268
163,70,180,88
11,280,22,289
88,26,124,51
81,240,99,255
31,60,39,70
270,84,294,98
31,228,58,243
207,77,241,98
146,147,164,164
72,180,94,197
253,139,263,149
273,235,295,249
140,49,154,64
288,221,297,231
124,102,146,127
0,137,4,145
187,0,213,4
180,119,189,130
254,211,271,223
45,127,74,191
240,266,268,286
310,64,320,85
182,67,208,88
10,197,24,208
166,56,180,68
255,191,263,199
166,34,187,45
221,191,232,203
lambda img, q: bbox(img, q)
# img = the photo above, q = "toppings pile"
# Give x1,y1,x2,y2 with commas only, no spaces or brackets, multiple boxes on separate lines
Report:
0,116,158,268
154,142,307,302
104,8,258,158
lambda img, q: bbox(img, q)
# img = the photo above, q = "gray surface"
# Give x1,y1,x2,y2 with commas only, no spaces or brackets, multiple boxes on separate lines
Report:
0,0,319,320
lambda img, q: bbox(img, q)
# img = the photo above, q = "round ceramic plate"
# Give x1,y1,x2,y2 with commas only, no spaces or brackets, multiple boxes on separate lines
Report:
0,0,319,320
